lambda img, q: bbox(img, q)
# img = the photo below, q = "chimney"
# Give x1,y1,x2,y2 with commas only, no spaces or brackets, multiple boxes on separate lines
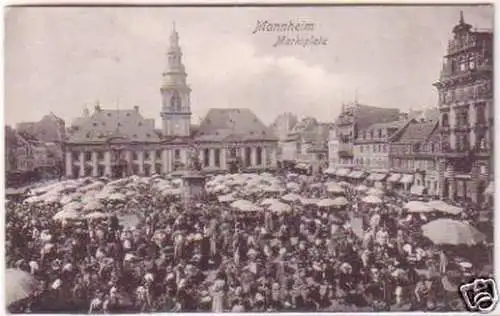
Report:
134,105,139,112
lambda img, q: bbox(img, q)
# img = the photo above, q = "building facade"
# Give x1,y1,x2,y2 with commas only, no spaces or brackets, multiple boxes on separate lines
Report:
433,12,493,203
334,102,402,174
389,119,441,195
353,120,407,172
64,25,278,179
327,128,339,170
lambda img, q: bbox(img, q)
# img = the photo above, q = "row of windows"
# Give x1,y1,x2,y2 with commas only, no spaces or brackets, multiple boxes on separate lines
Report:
72,164,165,178
354,157,388,168
440,82,492,105
391,142,440,154
391,158,437,171
362,129,385,140
359,143,388,153
441,105,487,128
72,150,181,163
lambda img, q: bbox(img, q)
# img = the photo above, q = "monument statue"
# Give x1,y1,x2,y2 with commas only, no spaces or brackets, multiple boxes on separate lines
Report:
187,145,202,172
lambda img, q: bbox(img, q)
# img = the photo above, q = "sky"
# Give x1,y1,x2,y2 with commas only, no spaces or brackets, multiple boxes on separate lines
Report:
4,5,494,128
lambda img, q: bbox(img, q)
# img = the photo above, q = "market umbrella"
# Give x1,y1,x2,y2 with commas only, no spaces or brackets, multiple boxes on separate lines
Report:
367,188,384,197
5,268,39,306
281,193,302,202
333,196,349,207
355,184,369,192
421,218,486,246
264,184,285,193
426,200,463,216
83,199,104,212
316,198,337,208
362,195,383,204
230,199,263,212
163,188,183,196
260,198,280,206
300,198,320,206
267,201,292,213
404,201,434,213
53,208,82,221
218,193,236,203
85,211,109,219
286,182,301,192
326,182,344,194
108,192,126,201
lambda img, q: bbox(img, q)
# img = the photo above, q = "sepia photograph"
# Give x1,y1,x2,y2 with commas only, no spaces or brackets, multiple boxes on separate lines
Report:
3,3,496,314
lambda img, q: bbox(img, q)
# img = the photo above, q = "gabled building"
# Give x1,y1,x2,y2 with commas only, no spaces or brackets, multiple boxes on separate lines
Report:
193,108,277,173
64,25,278,178
16,112,66,143
353,119,408,173
333,102,403,177
433,12,493,203
388,116,441,195
278,117,331,173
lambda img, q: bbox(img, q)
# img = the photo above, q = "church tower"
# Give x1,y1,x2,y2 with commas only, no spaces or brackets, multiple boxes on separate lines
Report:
160,23,192,136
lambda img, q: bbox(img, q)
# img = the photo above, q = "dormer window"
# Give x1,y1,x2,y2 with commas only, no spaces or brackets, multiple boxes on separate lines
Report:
126,113,130,117
93,123,97,127
107,113,112,117
133,134,137,138
146,133,150,138
138,122,142,126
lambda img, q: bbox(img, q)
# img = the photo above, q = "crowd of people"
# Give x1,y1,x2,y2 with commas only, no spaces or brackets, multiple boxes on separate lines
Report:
5,171,493,313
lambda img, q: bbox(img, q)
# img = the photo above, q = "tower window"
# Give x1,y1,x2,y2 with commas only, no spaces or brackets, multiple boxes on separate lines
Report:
171,90,182,110
174,149,180,159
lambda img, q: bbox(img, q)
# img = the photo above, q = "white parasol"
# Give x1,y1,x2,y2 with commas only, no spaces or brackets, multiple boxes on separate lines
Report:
281,193,302,202
362,195,383,204
230,199,263,212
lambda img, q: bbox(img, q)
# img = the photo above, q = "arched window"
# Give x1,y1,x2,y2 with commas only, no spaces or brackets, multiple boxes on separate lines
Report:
170,90,182,110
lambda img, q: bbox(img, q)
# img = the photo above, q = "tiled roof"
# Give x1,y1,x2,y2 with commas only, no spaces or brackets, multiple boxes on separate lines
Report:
16,112,65,143
393,120,438,144
194,108,277,142
67,108,160,143
366,120,407,130
335,103,401,131
354,105,401,131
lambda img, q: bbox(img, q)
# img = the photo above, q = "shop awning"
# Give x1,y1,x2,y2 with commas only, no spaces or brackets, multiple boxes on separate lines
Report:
399,174,414,184
348,171,365,179
387,173,401,182
324,168,336,175
296,163,310,170
367,173,387,181
410,185,427,196
335,168,351,177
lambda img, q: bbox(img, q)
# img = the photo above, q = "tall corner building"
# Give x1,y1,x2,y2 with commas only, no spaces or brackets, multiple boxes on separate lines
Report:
433,11,493,203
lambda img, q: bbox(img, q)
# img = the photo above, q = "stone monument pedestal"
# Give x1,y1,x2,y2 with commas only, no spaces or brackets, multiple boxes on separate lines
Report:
182,171,207,207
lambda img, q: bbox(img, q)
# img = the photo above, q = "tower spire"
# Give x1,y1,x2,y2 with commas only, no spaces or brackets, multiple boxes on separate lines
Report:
459,10,464,24
160,23,192,137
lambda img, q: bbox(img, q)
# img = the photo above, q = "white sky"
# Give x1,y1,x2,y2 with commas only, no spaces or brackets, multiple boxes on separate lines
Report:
4,5,493,127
